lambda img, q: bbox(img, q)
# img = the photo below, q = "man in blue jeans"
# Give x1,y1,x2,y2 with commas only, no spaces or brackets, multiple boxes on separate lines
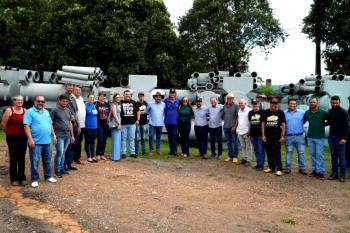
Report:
223,93,239,164
147,91,165,155
164,88,180,156
304,97,328,178
120,90,140,158
248,99,265,171
135,92,148,155
24,96,57,188
284,98,307,175
326,96,349,182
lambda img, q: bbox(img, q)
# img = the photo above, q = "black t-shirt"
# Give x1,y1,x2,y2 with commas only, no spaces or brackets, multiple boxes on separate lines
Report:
261,109,285,139
136,101,148,125
96,102,110,125
248,109,263,137
120,100,139,125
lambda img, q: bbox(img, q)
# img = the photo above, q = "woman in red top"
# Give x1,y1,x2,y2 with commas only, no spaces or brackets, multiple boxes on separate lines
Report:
1,95,27,186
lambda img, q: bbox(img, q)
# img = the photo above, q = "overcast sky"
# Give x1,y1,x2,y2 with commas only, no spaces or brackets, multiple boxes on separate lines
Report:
164,0,325,85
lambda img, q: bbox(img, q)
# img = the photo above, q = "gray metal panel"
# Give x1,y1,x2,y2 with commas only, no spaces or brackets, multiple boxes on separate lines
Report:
323,80,350,110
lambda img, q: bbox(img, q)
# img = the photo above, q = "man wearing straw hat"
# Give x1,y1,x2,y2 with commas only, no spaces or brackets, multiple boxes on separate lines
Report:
147,91,165,155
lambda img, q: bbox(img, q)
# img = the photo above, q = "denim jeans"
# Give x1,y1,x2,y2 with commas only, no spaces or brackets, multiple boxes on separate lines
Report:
110,128,121,161
223,128,238,158
135,124,147,154
178,121,191,155
264,139,283,171
84,128,97,158
328,134,347,176
194,125,209,155
29,144,52,181
209,127,223,156
149,125,162,151
237,133,252,161
96,123,109,156
165,124,178,154
121,124,136,155
55,137,70,173
250,136,265,168
285,135,306,170
65,124,78,165
307,137,325,174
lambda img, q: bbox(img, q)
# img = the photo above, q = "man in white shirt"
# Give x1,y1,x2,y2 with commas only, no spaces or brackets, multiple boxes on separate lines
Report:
73,86,86,164
237,99,252,166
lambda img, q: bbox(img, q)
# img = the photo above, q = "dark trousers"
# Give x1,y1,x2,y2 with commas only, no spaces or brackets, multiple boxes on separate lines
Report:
74,128,85,162
209,127,223,156
329,135,347,176
84,128,97,158
65,124,78,165
194,125,209,156
178,121,191,155
6,135,27,182
346,131,350,168
264,138,282,171
96,124,108,156
165,124,178,154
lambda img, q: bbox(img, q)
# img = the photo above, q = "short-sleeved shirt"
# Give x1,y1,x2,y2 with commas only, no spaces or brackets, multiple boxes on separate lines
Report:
96,102,110,125
223,103,239,129
304,109,327,139
284,109,305,135
136,101,148,125
208,104,223,128
248,109,263,137
164,98,180,125
50,107,72,138
85,103,98,129
23,106,52,144
147,101,165,127
237,107,251,135
261,109,286,140
120,100,139,125
193,106,209,126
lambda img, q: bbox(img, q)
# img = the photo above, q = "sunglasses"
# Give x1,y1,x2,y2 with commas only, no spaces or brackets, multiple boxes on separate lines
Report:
36,100,45,103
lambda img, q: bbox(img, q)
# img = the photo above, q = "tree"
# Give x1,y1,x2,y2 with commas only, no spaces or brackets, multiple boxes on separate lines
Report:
178,0,287,73
303,0,350,74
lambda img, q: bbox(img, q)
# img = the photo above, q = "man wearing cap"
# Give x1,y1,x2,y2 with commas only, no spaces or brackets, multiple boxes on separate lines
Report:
248,99,265,171
223,93,239,163
193,98,209,158
237,99,252,166
284,98,307,175
208,96,224,159
135,92,148,156
147,91,165,155
261,98,286,176
164,88,181,156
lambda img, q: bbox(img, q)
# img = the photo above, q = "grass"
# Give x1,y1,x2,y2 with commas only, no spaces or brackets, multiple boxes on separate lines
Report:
207,172,218,177
282,216,298,225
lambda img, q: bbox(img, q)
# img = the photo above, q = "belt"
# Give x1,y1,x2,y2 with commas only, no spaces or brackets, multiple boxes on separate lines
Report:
286,133,303,136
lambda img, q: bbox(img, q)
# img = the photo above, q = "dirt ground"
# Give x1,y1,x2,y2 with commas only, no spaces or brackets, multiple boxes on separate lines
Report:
0,139,350,233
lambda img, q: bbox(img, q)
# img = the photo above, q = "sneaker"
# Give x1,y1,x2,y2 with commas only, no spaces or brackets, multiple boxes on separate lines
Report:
130,154,138,158
31,181,39,188
61,170,69,175
328,173,339,180
244,161,251,167
339,175,346,182
298,169,307,175
210,154,216,159
183,154,188,158
224,157,233,162
240,159,247,165
264,168,273,173
87,158,93,163
55,173,63,178
316,173,325,179
92,157,98,163
232,158,239,164
68,164,78,170
46,177,57,183
218,155,222,160
256,167,263,171
276,170,283,176
308,171,317,177
121,154,127,159
20,180,28,186
284,169,291,174
11,181,20,186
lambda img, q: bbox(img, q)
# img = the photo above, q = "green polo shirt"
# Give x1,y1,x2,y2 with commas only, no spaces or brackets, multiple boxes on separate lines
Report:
304,109,328,138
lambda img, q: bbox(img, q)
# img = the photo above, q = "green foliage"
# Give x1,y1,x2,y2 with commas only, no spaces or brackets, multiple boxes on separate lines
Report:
258,85,275,94
282,216,298,225
178,0,287,73
303,0,350,74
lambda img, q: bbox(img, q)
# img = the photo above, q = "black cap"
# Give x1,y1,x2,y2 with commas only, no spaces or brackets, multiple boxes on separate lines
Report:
138,92,144,96
196,98,202,102
169,88,176,93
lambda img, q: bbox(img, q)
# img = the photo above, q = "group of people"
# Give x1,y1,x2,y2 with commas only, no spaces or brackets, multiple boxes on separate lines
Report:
1,83,349,188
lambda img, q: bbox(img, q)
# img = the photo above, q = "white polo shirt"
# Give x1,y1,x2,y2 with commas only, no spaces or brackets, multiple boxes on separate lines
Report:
236,106,251,135
73,95,86,128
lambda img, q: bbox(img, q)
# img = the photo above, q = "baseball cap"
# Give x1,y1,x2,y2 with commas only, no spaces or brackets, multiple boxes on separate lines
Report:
169,88,176,93
138,92,144,96
196,98,202,102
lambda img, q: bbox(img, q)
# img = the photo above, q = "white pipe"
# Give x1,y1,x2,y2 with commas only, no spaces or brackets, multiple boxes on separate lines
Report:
58,77,94,87
62,66,97,75
57,70,92,81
